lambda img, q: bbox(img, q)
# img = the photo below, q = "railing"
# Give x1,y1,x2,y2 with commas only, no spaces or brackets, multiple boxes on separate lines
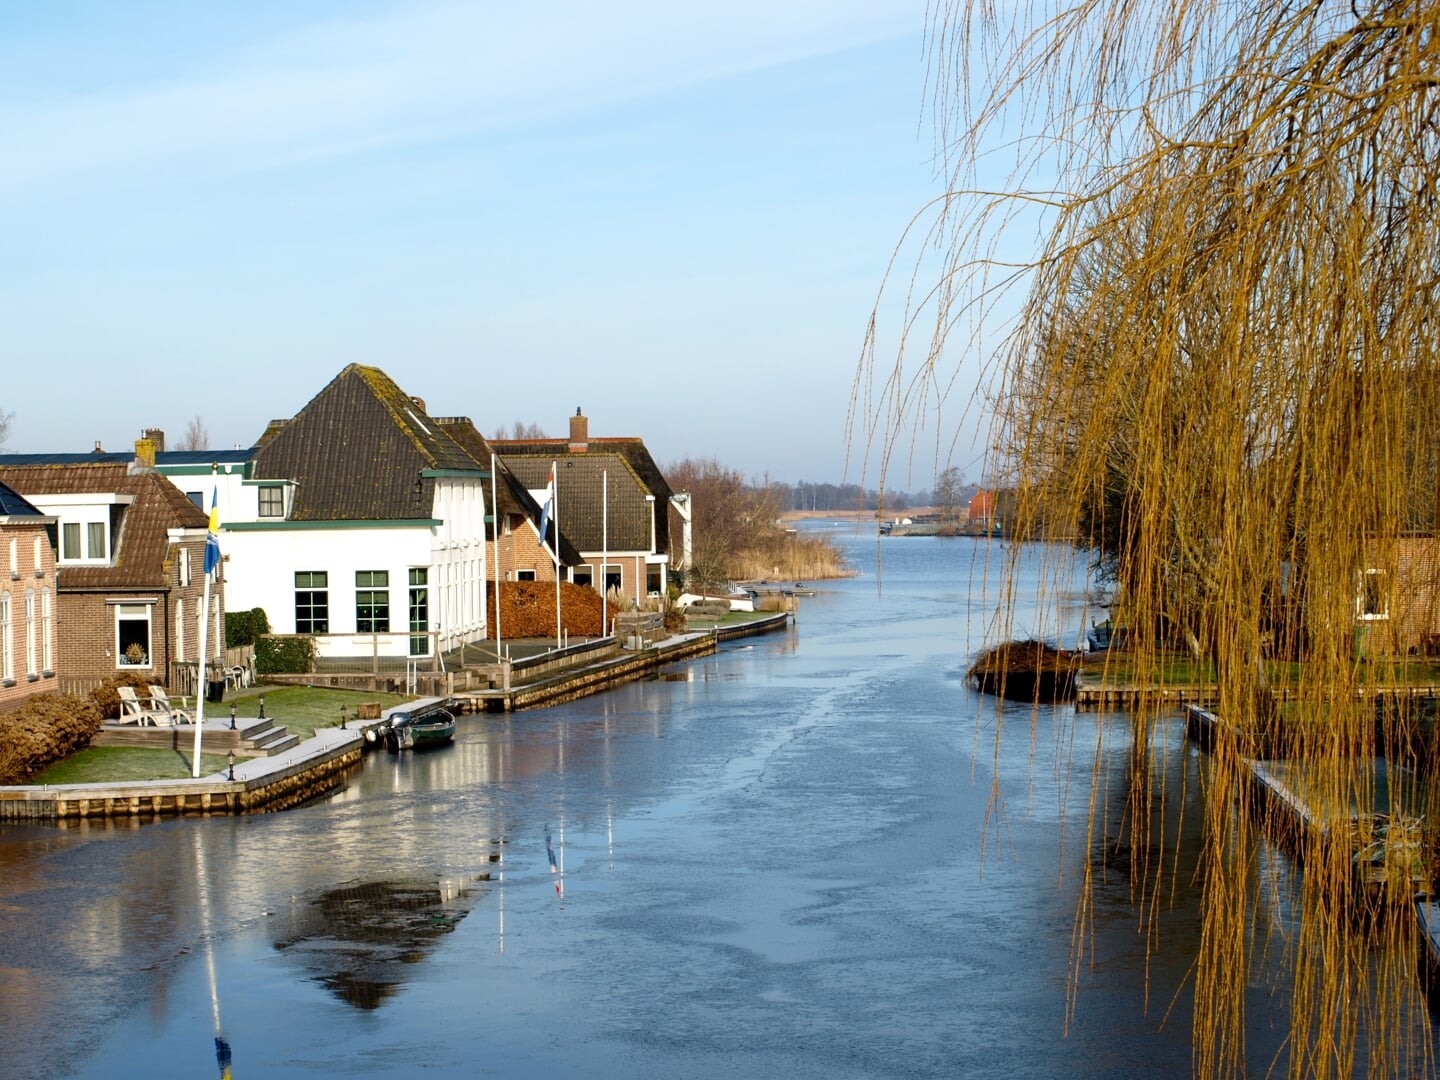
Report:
256,631,449,677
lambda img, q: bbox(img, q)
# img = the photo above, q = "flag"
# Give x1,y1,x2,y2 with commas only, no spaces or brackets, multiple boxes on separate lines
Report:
203,487,221,576
536,463,555,547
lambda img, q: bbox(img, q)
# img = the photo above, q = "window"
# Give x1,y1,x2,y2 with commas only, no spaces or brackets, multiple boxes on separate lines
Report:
87,522,106,560
179,547,191,588
25,589,36,676
115,604,152,668
187,491,204,510
1359,569,1390,621
62,523,81,560
573,564,594,588
408,569,429,656
176,598,186,662
258,486,285,518
40,588,51,673
1,591,11,683
356,571,390,633
515,569,536,582
8,537,16,578
32,536,42,576
295,572,329,633
603,564,623,592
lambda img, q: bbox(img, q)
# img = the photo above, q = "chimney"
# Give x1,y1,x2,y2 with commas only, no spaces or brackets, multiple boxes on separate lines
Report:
93,440,104,454
569,407,588,453
142,428,166,453
134,437,157,470
411,396,427,414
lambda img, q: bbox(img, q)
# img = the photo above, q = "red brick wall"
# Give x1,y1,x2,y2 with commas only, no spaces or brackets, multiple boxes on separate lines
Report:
0,522,59,711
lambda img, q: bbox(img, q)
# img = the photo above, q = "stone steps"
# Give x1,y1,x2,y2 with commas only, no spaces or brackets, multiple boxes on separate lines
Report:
239,719,301,756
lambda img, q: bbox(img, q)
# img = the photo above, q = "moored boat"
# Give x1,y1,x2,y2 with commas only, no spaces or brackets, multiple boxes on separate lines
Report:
369,699,458,752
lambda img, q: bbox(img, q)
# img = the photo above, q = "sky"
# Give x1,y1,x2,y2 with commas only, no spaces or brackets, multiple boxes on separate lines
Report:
0,1,988,487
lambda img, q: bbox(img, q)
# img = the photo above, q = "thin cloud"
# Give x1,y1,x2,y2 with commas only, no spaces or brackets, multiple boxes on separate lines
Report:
1,0,922,195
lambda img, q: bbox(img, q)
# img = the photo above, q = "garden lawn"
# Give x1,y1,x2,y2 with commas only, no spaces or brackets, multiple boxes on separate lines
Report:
32,747,233,784
219,684,417,741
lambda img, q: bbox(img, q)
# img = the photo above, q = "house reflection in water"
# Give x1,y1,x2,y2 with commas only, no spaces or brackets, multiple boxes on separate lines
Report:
269,875,488,1010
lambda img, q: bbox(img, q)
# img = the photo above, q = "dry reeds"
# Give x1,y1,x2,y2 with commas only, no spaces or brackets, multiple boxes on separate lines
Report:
859,1,1440,1074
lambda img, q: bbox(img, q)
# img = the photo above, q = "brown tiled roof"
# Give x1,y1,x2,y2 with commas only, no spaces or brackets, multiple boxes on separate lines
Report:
433,418,582,565
251,365,483,520
493,437,672,555
0,463,207,590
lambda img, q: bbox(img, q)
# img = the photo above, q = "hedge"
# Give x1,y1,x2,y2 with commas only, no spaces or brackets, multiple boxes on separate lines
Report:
225,607,271,649
255,635,315,675
0,692,104,784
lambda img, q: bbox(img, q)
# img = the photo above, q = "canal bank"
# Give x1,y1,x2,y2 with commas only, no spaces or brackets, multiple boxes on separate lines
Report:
0,618,793,823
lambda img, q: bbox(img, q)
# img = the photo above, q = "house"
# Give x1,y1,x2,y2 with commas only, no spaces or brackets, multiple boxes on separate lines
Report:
0,449,217,696
0,482,59,710
219,364,491,661
492,409,674,604
1354,537,1440,657
432,417,584,583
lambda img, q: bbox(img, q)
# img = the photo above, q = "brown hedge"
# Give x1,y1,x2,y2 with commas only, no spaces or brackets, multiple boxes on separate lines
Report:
0,692,104,784
487,581,607,639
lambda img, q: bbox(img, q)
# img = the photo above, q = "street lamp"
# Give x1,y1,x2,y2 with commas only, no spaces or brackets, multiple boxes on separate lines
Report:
258,694,266,720
227,749,236,781
340,704,348,730
229,703,236,730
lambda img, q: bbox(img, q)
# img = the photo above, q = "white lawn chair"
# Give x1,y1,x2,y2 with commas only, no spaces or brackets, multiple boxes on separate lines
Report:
116,685,165,726
146,685,194,725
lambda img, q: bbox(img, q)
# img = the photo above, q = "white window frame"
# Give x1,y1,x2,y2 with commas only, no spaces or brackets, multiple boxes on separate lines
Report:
1357,568,1390,621
24,588,36,677
33,536,42,577
179,547,191,588
8,537,16,579
40,587,51,673
1,590,11,683
115,603,154,670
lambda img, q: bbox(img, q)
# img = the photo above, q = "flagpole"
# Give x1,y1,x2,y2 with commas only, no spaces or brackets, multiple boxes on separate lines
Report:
192,487,221,778
192,571,211,777
552,459,562,646
491,453,502,660
602,468,608,639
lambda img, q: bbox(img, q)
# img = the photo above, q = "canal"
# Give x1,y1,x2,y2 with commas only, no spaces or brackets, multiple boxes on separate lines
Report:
0,533,1324,1077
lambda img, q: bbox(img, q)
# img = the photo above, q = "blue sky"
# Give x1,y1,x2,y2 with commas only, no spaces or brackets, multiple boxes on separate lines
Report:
0,1,985,487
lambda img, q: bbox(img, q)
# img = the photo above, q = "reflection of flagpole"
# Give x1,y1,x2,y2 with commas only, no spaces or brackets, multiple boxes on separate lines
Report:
192,487,221,778
194,827,232,1079
491,454,502,658
553,460,562,646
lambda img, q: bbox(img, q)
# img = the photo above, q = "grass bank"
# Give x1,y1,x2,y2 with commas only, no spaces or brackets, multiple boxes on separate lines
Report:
217,684,417,741
32,747,233,784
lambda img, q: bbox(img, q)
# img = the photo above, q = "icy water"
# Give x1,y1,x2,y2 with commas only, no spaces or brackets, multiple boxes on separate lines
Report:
1,533,1304,1078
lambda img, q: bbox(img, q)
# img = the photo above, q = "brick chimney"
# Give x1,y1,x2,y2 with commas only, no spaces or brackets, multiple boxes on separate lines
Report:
142,428,166,453
134,437,156,470
569,407,588,453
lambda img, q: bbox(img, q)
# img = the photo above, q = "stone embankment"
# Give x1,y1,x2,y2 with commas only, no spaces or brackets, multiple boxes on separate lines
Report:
0,617,794,823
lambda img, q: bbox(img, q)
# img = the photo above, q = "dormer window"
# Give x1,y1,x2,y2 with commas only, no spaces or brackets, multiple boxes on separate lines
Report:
60,520,109,563
258,485,285,518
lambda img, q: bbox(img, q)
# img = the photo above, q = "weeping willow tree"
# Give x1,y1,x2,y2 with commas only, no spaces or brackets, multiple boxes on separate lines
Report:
860,0,1440,1075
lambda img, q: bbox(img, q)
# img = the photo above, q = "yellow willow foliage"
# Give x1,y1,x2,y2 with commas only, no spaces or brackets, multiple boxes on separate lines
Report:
859,1,1440,1076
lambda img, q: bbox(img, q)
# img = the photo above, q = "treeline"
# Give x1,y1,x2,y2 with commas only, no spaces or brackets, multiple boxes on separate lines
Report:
665,459,854,586
780,481,935,512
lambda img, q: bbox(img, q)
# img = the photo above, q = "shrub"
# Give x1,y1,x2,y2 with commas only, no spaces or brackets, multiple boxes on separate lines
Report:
88,671,160,722
225,607,271,649
255,635,315,675
0,693,104,784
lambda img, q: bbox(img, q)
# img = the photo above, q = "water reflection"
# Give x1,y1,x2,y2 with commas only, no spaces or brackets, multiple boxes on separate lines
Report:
269,874,491,1010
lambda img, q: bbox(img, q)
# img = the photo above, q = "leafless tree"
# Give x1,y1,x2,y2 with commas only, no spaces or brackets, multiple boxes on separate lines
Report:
176,415,209,452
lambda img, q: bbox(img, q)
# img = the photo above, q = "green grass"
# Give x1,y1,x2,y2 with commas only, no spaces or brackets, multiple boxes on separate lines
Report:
31,747,233,784
211,684,417,741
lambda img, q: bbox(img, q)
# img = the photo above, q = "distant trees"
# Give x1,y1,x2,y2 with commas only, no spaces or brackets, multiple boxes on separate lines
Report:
494,421,547,440
176,415,209,452
0,408,11,446
665,458,850,585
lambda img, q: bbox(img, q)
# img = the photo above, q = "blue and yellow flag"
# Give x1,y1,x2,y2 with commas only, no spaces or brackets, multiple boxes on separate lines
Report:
203,487,221,576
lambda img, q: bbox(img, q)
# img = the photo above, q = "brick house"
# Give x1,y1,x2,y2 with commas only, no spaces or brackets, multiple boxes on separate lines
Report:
0,482,59,710
433,417,582,585
0,453,217,696
1355,536,1440,656
492,410,674,605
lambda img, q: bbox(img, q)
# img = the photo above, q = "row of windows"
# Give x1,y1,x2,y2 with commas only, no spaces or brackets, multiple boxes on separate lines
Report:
187,486,286,518
0,587,51,684
294,570,430,650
